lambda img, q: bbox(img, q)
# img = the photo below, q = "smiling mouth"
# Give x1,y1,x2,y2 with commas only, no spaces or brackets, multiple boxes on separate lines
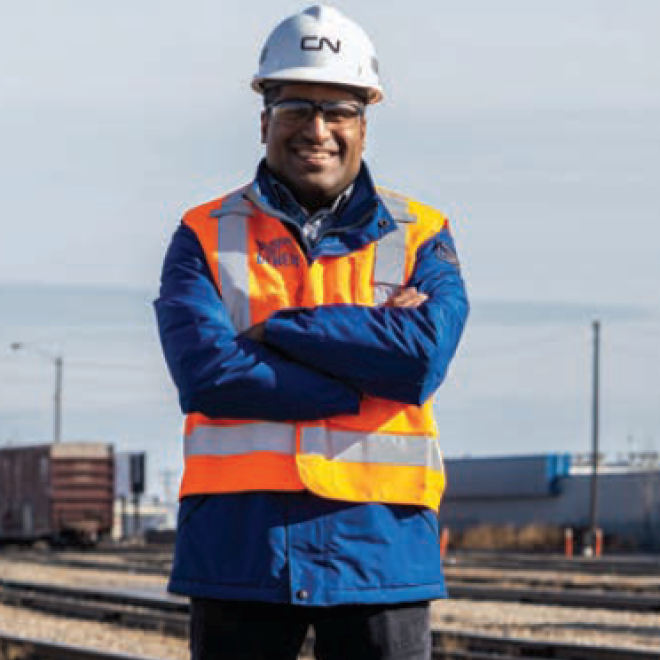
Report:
293,149,338,165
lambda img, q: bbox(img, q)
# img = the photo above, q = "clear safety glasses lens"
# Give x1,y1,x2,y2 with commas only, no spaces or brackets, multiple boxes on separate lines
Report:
267,99,364,126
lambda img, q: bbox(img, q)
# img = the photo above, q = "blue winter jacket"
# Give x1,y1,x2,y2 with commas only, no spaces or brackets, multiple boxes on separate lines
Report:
155,161,469,606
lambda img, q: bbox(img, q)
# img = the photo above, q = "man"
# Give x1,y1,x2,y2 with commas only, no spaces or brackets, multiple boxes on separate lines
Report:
155,5,468,660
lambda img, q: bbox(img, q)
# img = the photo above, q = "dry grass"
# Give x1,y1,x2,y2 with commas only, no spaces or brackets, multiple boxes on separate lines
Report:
450,524,565,551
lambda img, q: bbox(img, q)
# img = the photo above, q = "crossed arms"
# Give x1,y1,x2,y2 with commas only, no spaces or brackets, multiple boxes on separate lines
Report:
155,223,468,421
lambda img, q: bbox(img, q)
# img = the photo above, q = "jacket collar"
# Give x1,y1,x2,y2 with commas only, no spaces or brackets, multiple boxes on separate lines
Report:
246,159,398,260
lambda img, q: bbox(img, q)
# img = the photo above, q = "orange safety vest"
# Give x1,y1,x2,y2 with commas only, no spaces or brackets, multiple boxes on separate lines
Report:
180,186,449,510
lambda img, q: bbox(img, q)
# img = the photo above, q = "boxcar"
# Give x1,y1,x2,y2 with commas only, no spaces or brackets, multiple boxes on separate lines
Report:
0,442,114,546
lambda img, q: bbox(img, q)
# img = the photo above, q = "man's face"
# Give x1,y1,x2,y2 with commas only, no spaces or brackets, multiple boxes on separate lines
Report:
261,83,367,210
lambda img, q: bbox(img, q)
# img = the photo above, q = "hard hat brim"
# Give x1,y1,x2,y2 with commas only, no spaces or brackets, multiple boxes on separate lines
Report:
252,68,383,104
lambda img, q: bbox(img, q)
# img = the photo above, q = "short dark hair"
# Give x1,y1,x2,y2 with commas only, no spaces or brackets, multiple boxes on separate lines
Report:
263,84,283,107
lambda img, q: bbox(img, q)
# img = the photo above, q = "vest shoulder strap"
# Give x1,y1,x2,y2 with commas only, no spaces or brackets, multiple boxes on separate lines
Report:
209,186,252,219
377,187,418,224
181,185,252,300
373,189,419,292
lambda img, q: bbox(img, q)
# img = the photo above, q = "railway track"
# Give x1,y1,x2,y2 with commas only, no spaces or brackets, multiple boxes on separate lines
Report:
2,552,660,658
9,544,660,576
450,551,660,577
0,549,171,576
0,633,154,660
3,551,659,613
447,583,660,612
0,580,189,637
429,629,660,659
8,547,660,579
10,547,660,585
1,605,658,660
444,568,660,594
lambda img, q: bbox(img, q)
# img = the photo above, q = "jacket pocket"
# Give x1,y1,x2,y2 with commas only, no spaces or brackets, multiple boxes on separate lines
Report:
172,493,287,589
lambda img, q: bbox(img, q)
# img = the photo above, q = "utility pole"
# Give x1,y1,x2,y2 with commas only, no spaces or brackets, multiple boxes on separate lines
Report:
10,342,64,444
54,355,63,443
588,320,600,553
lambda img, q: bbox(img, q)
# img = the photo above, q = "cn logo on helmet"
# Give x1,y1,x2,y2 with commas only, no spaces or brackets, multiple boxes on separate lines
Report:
300,36,341,53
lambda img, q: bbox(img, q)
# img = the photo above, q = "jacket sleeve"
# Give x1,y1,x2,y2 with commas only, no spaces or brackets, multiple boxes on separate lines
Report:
154,223,361,420
263,226,469,405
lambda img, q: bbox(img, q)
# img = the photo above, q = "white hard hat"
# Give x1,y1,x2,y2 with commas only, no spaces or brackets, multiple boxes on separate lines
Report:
252,5,383,104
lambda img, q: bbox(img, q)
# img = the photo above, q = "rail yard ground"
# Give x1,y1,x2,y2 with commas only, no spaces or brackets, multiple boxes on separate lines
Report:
0,549,659,659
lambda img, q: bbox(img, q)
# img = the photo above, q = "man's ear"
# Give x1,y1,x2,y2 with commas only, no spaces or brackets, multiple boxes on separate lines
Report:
260,110,269,144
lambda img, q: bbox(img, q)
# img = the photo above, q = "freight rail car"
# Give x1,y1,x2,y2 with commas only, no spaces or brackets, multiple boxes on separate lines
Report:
0,442,114,546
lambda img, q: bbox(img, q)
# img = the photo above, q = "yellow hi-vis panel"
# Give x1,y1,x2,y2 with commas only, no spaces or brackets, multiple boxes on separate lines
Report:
178,187,447,510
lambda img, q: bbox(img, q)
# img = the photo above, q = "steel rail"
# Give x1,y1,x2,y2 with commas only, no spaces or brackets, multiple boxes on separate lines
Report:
8,573,658,615
15,545,660,578
448,583,660,612
3,630,656,660
444,571,660,595
285,629,660,660
430,628,660,660
450,552,660,577
2,582,659,660
7,553,660,607
7,548,660,582
13,545,655,578
0,549,170,576
0,579,188,637
0,633,155,660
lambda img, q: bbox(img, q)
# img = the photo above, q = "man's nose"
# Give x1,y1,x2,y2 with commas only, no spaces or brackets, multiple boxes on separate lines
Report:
302,111,331,141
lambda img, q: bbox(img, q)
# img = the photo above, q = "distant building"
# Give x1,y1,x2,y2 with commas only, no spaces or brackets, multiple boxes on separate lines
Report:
112,498,176,540
439,454,660,550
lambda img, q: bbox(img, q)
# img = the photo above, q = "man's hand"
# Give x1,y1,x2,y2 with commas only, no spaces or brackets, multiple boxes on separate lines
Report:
243,289,426,342
384,287,428,308
242,321,267,342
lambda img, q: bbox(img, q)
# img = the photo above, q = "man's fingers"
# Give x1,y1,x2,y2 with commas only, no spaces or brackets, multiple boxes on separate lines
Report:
242,321,266,342
385,287,428,308
396,294,428,308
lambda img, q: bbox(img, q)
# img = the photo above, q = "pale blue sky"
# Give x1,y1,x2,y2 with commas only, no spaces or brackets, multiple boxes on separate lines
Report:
1,0,658,305
1,1,659,479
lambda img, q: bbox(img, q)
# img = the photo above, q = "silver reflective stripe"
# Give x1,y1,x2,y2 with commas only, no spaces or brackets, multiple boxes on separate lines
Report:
185,422,296,458
301,427,443,471
373,191,417,304
373,226,408,304
211,189,252,332
379,190,417,224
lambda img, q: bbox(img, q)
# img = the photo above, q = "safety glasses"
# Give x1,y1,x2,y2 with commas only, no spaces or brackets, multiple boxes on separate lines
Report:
266,99,365,127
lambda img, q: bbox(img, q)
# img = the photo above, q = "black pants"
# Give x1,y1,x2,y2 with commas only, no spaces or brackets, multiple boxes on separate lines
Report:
190,598,431,660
